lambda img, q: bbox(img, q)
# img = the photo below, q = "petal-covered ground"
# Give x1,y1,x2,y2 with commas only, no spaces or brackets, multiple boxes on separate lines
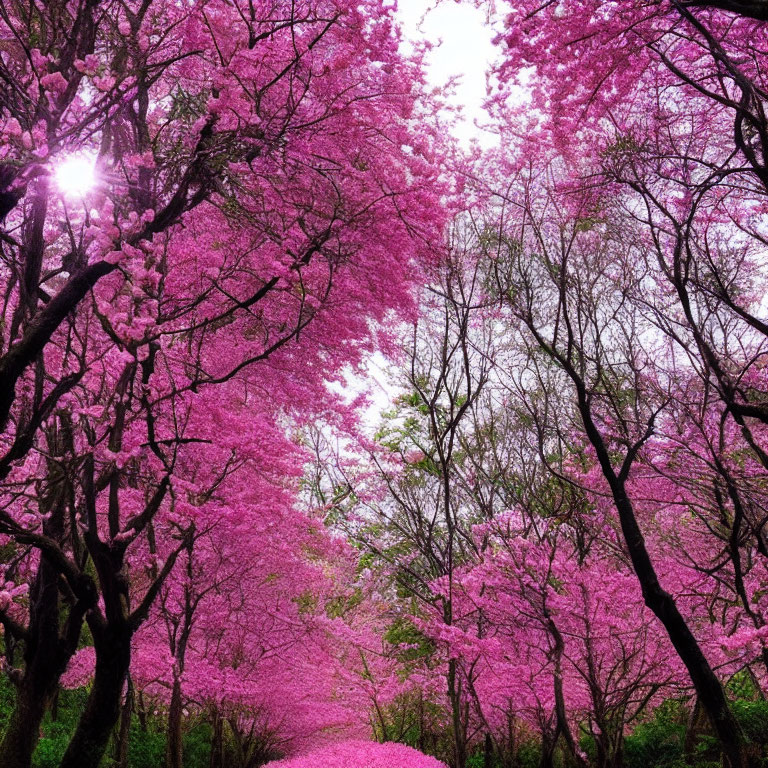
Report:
264,740,448,768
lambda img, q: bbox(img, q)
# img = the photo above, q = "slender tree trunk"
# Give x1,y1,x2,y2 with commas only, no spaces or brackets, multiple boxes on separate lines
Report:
166,676,184,768
115,676,134,768
548,614,588,768
137,690,148,732
58,623,132,768
609,482,745,768
572,393,747,768
0,546,81,768
595,733,608,768
684,698,705,764
504,712,517,768
483,732,494,768
613,736,624,768
539,733,556,768
210,708,224,768
0,449,89,768
448,659,467,768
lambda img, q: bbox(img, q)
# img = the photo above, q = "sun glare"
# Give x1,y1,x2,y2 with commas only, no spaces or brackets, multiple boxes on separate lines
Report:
54,153,97,197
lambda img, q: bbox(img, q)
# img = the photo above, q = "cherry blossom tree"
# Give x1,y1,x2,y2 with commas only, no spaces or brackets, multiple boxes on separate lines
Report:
471,158,749,764
442,513,686,768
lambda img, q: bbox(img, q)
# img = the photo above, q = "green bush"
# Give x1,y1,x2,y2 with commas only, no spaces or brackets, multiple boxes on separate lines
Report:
466,753,485,768
183,722,212,768
517,740,542,768
733,699,768,745
33,722,70,768
127,723,166,768
0,674,15,719
623,715,686,768
32,690,90,768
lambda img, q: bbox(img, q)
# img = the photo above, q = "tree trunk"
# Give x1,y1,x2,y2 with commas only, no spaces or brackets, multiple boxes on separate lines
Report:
0,676,50,768
548,614,588,768
504,711,517,768
684,698,705,764
115,676,134,768
0,552,80,768
574,395,747,768
166,676,184,768
137,689,148,731
539,733,556,768
210,708,224,768
58,624,132,768
609,482,745,768
612,736,624,768
483,732,494,768
448,659,467,768
0,456,90,768
595,732,608,768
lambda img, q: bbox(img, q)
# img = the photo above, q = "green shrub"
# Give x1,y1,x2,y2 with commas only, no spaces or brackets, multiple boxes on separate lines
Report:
127,723,166,768
733,699,768,745
32,692,89,768
466,753,485,768
32,722,72,768
33,736,68,768
517,740,542,768
183,722,212,768
623,715,685,768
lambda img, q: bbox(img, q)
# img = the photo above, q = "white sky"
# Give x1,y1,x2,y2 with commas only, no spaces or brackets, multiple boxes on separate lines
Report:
395,0,497,147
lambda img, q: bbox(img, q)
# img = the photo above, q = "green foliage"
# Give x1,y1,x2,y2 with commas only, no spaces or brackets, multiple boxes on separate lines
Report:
184,722,213,768
726,669,761,700
326,586,364,619
384,617,435,663
7,681,213,768
517,740,543,768
0,672,15,717
733,699,768,745
33,689,89,768
33,720,71,768
623,715,686,768
125,724,166,768
465,740,541,768
0,542,17,563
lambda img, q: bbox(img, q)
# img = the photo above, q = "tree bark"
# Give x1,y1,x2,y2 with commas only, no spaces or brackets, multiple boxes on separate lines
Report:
448,659,467,768
115,676,134,768
548,614,588,768
575,393,747,768
166,676,184,768
210,708,224,768
539,733,556,768
483,732,494,768
684,698,705,764
0,495,91,768
58,623,132,768
0,676,51,768
682,0,768,21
